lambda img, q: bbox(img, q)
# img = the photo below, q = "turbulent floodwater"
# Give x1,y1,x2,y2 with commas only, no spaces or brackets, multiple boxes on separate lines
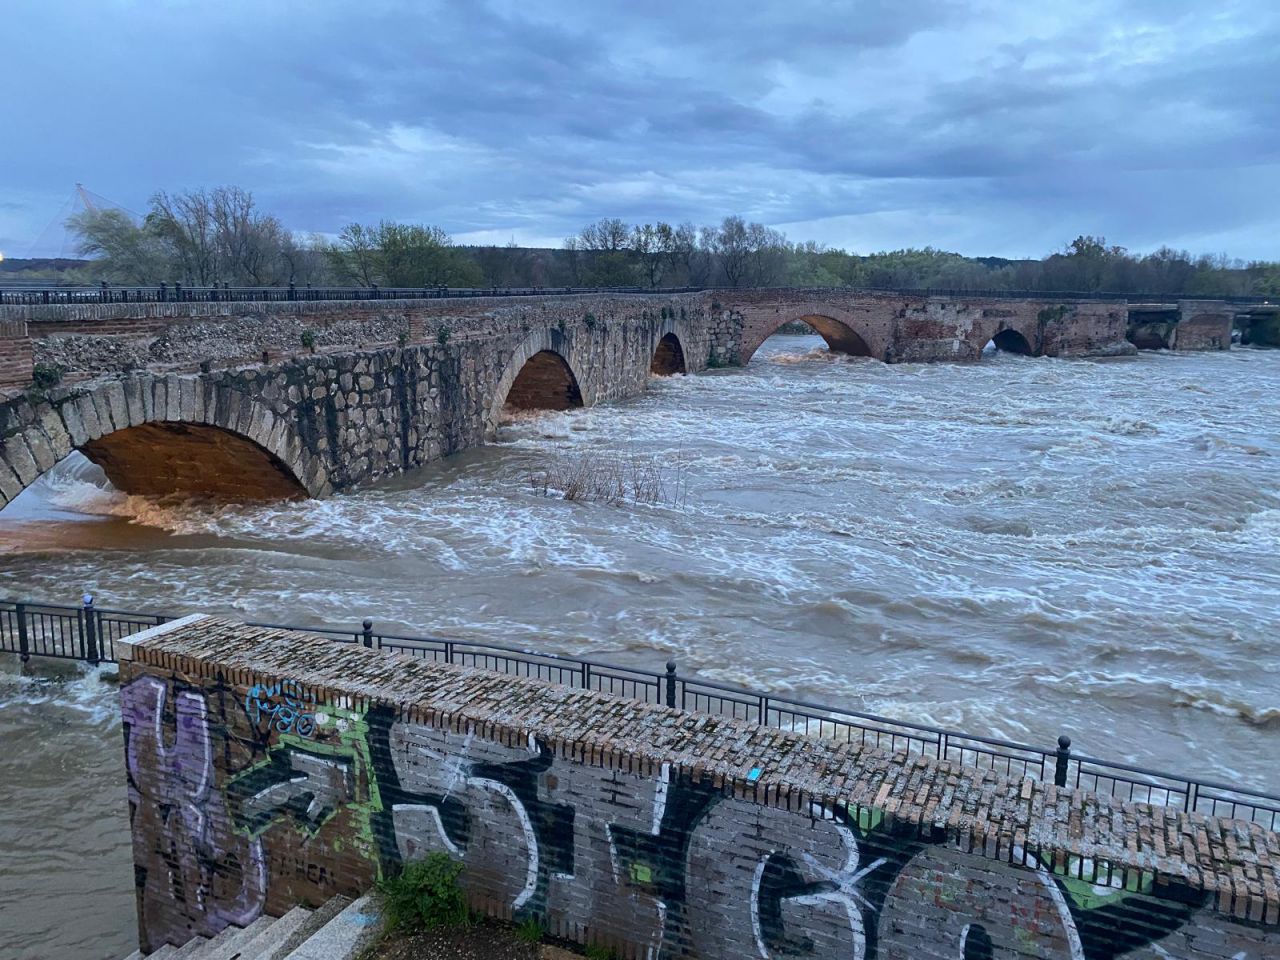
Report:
1,336,1278,957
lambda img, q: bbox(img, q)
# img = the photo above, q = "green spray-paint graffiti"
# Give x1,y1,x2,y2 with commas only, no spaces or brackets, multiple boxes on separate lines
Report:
227,703,387,877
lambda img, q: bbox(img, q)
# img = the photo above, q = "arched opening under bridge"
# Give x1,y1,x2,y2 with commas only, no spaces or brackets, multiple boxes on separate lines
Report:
751,313,875,364
650,332,687,376
503,350,584,411
80,422,308,501
0,419,310,515
984,329,1034,356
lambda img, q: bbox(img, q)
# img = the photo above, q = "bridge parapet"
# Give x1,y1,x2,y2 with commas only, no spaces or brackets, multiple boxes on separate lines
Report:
116,615,1280,958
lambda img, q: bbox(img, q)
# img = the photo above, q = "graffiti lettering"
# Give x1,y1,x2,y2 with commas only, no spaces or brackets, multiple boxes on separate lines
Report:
229,747,354,836
121,671,1280,960
121,677,266,950
244,680,318,738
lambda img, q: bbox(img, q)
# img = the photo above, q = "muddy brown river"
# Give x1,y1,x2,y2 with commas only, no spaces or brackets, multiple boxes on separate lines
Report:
1,335,1278,958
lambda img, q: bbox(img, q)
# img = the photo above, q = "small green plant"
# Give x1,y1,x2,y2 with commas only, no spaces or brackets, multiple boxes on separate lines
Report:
515,915,546,944
398,330,409,348
300,329,317,353
585,944,618,960
557,317,567,334
584,311,597,330
711,300,722,311
376,853,470,933
30,362,64,390
436,325,451,346
680,306,687,320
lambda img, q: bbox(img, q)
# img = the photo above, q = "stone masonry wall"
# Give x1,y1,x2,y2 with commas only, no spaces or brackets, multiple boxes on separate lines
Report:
2,294,715,380
0,299,714,508
118,617,1280,959
710,290,1136,364
1175,300,1234,351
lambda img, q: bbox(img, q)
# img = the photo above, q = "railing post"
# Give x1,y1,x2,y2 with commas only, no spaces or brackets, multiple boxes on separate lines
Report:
159,281,168,303
16,602,29,663
83,593,99,665
362,618,374,649
174,282,183,302
288,281,297,301
1054,734,1072,787
665,660,677,708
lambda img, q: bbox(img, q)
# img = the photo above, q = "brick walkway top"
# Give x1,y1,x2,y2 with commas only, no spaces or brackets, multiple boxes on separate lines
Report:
120,615,1280,925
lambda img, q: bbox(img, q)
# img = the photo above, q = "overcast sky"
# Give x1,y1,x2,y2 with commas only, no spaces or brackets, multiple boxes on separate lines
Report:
2,0,1277,261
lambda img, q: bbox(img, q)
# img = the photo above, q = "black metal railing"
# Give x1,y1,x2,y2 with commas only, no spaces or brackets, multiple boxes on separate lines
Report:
0,283,701,306
3,595,1277,830
0,282,1273,307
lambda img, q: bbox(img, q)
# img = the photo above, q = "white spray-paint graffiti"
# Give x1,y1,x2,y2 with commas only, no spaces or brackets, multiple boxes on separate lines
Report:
120,683,1280,960
363,715,1280,960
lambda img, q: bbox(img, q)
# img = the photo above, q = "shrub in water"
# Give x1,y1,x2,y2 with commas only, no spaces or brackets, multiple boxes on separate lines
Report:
377,853,469,932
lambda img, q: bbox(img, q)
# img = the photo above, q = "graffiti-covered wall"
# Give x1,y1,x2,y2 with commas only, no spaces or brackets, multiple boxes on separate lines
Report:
118,617,1280,958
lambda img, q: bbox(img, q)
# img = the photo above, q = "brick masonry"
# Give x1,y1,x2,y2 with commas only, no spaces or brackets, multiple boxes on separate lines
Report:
0,319,32,389
117,618,1280,959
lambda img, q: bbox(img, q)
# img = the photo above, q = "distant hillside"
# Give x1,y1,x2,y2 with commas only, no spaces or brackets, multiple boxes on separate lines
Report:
0,258,91,275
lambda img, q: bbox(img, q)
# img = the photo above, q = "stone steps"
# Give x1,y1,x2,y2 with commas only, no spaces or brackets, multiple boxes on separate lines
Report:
116,894,382,960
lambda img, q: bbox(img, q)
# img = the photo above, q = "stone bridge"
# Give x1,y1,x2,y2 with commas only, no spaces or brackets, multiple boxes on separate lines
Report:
0,289,1240,508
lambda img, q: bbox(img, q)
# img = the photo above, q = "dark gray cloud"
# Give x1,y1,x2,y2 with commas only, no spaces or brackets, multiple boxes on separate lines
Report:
1,0,1276,260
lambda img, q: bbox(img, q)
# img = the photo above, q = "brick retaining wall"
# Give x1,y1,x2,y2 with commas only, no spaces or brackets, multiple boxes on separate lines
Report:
0,320,32,390
118,618,1279,958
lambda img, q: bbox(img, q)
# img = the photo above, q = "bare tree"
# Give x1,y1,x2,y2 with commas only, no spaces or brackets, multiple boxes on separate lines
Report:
630,222,677,287
147,189,220,284
210,186,288,284
710,216,752,287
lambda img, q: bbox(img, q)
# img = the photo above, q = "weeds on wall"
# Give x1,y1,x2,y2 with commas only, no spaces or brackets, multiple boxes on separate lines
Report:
436,325,451,346
30,362,64,390
377,853,471,933
300,329,318,353
515,916,546,944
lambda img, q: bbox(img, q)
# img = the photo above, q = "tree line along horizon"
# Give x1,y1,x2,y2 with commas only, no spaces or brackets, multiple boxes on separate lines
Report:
9,185,1278,297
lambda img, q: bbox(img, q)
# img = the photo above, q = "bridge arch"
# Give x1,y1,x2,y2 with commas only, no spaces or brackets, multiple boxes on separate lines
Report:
741,306,883,364
487,328,590,435
979,324,1038,357
650,332,686,375
0,374,324,512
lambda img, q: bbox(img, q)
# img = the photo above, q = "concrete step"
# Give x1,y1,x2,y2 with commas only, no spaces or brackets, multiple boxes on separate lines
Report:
278,895,382,960
147,947,178,960
122,952,143,960
199,914,275,960
234,907,312,960
261,898,351,960
172,936,210,958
